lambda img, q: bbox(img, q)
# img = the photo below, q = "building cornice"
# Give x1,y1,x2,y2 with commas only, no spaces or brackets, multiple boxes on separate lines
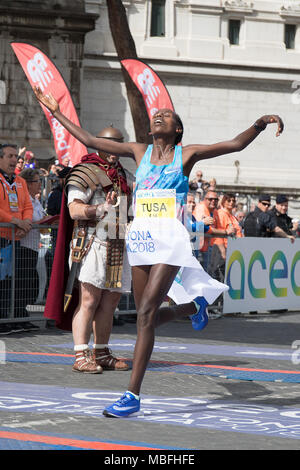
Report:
0,6,98,36
223,0,254,13
84,53,300,80
280,3,300,18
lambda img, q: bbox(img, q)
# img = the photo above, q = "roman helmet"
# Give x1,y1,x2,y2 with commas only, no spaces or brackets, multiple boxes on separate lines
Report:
96,124,124,142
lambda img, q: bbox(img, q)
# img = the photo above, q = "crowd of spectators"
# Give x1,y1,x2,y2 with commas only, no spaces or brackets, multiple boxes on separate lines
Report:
0,151,299,335
188,170,217,201
0,144,69,334
188,170,300,284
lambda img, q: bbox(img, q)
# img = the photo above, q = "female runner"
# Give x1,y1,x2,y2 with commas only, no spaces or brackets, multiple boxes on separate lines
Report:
33,86,283,417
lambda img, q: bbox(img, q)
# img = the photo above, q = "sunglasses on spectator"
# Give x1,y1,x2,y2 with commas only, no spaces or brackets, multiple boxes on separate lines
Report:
226,198,236,203
261,201,270,207
206,197,219,201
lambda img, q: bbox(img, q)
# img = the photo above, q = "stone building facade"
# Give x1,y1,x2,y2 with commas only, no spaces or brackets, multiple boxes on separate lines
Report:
1,0,300,206
83,0,300,199
0,0,97,162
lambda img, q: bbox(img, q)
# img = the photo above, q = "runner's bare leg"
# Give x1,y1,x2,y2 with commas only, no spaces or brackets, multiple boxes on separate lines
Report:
129,264,197,395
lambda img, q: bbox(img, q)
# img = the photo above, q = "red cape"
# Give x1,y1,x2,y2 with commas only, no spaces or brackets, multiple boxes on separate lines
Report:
43,189,78,330
43,153,131,331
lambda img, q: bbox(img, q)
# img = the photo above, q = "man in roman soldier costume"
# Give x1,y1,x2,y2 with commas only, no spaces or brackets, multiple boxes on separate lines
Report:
44,126,133,374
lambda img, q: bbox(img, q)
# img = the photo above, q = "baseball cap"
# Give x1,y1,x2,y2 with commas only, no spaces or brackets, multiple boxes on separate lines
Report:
276,194,288,204
259,194,271,202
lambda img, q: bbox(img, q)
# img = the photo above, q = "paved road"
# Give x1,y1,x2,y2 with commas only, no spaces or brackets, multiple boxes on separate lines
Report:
1,310,300,454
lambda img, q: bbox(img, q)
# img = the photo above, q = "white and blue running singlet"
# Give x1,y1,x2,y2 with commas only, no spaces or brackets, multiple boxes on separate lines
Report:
134,144,189,208
126,144,228,304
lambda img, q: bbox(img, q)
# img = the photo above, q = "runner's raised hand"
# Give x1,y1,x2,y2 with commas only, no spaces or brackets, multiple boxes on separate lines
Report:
33,86,59,115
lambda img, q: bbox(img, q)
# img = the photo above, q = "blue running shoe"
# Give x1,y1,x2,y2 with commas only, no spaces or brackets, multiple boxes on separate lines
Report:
103,391,140,418
190,296,209,331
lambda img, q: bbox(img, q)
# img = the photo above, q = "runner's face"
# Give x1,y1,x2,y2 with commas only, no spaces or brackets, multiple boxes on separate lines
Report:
150,109,178,137
0,147,18,175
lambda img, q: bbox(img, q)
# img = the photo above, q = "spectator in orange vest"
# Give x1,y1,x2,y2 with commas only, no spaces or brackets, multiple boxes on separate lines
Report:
0,143,33,334
193,190,235,270
209,193,243,281
0,144,33,241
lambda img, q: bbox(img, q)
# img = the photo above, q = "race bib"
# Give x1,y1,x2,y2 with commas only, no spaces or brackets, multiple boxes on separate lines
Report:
8,192,19,212
135,189,176,219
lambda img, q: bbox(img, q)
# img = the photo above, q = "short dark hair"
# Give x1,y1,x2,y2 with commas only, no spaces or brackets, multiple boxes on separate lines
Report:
58,166,71,179
174,113,184,145
19,168,40,182
0,144,17,158
204,190,218,198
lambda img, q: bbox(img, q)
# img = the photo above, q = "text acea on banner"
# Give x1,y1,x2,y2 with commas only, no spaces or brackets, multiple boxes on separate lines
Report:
223,238,300,314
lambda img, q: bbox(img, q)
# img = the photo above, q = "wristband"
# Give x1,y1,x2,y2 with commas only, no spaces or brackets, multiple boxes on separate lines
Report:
84,205,97,219
253,122,266,132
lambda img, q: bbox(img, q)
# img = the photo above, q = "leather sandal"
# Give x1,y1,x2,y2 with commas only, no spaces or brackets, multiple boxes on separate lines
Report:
93,347,129,371
72,349,103,374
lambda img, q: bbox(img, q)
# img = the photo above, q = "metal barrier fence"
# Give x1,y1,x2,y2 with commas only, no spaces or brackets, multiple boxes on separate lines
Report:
0,223,227,326
0,223,57,324
0,222,141,325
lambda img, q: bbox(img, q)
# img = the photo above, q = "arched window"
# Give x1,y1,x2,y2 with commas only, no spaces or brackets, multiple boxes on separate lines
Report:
150,0,166,37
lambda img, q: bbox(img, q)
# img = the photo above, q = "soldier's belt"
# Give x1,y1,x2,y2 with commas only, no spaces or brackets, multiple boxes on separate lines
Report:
64,220,128,311
70,226,86,263
64,221,94,312
105,238,125,289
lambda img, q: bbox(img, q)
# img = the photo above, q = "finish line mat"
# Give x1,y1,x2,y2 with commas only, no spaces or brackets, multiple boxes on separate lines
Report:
3,351,300,383
1,382,300,441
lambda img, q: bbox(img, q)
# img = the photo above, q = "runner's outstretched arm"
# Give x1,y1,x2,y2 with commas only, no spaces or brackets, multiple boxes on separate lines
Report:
33,86,137,158
183,115,284,171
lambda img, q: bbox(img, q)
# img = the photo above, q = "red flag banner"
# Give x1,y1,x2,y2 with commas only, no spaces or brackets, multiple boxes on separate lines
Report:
121,59,174,118
11,42,87,166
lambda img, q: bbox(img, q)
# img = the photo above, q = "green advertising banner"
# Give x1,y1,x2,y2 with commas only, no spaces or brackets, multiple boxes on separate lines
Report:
224,238,300,314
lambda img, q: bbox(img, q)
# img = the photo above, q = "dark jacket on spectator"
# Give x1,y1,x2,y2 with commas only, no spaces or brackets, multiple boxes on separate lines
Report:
244,206,277,237
269,206,293,236
47,183,63,216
